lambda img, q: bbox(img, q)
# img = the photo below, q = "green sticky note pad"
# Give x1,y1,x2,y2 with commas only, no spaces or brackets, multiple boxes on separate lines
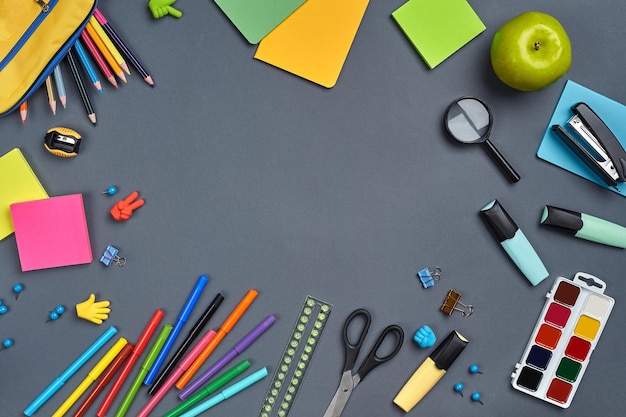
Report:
392,0,485,69
214,0,308,44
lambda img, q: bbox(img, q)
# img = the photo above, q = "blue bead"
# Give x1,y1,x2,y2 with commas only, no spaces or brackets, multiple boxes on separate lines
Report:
2,338,13,348
55,305,65,315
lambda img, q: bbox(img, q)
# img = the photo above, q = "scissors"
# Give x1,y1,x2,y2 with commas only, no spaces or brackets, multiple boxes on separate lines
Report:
322,308,404,417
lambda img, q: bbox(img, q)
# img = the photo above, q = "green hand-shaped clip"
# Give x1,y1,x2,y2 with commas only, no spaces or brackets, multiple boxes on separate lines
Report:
76,294,111,325
149,0,183,19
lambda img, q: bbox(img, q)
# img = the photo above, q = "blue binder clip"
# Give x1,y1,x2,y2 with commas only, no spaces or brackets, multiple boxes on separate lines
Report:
100,245,127,267
417,267,441,289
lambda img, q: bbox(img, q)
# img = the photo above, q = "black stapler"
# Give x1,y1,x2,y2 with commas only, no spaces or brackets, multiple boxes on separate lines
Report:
551,102,626,188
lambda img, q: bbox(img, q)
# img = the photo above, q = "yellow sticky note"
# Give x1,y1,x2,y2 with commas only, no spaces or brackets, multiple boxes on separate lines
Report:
0,148,48,240
254,0,370,88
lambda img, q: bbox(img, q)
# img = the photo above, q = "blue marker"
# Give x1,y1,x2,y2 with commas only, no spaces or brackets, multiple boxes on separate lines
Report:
144,275,208,386
24,326,117,416
179,367,268,417
480,200,549,286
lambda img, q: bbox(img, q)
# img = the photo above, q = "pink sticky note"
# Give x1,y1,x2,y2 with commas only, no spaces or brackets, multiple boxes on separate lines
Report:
10,194,92,271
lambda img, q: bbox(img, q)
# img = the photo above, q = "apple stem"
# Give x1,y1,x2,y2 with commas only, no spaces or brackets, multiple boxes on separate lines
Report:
534,42,541,50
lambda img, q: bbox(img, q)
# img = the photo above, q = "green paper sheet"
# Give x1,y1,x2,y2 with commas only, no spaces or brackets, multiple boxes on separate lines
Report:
214,0,308,44
392,0,485,69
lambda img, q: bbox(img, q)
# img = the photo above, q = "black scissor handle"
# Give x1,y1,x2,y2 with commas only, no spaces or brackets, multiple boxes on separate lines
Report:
356,324,404,381
342,309,372,373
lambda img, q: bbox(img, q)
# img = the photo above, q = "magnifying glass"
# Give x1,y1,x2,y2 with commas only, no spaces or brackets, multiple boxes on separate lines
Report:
444,97,520,183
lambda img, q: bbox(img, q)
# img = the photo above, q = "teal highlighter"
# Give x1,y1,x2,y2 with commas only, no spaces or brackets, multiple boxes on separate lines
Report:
541,205,626,248
480,200,549,286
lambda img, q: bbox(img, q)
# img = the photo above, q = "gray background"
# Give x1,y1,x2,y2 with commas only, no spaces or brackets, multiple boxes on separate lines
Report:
1,0,626,416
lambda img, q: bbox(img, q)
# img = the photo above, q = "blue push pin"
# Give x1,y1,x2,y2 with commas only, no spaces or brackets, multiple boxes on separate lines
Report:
13,283,24,300
0,304,7,315
46,305,65,322
417,267,442,289
454,382,464,397
471,392,484,404
469,363,483,375
101,185,118,196
1,338,13,351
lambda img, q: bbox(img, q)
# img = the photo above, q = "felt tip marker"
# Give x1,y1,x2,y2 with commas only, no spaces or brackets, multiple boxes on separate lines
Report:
163,360,251,417
96,309,164,417
179,314,276,400
480,199,549,286
51,338,128,417
24,326,118,416
137,330,217,417
178,367,269,417
73,343,134,417
176,289,259,389
148,293,224,395
113,324,173,417
144,275,209,386
394,330,468,412
541,205,626,248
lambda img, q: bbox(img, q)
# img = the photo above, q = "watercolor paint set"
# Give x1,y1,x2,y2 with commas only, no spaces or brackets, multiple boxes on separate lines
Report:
511,272,614,408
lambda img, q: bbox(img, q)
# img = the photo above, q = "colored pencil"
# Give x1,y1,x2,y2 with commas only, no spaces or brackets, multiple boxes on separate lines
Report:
45,75,56,114
66,48,97,125
74,38,103,94
72,343,134,417
80,30,118,88
53,64,67,108
88,16,129,75
93,8,154,87
85,21,127,83
96,309,164,417
19,101,27,125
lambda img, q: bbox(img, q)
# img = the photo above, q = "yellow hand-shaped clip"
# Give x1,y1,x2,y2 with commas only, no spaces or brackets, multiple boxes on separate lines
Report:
76,294,111,324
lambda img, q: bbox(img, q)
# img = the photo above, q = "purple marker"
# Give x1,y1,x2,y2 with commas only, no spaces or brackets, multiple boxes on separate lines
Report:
179,314,276,400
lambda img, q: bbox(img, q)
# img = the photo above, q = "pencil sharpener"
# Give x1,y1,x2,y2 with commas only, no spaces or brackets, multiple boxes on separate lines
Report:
44,127,82,157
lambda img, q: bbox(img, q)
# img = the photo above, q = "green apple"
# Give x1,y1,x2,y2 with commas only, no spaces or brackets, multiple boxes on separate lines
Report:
490,11,572,91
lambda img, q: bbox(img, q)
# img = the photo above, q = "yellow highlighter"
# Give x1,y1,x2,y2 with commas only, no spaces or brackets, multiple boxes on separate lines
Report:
51,338,128,417
393,331,468,412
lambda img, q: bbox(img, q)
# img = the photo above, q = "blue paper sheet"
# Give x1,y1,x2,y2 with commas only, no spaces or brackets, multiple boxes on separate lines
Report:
537,80,626,196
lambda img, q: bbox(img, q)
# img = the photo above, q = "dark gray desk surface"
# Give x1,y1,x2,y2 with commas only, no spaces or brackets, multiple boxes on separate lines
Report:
2,0,626,416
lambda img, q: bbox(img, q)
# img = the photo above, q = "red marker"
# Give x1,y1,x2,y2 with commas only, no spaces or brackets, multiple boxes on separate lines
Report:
96,309,164,416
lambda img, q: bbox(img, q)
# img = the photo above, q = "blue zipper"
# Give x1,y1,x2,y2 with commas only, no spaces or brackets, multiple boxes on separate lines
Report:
0,0,60,71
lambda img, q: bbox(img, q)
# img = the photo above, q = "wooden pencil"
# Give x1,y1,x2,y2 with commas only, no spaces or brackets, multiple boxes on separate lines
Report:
84,21,127,83
66,48,97,125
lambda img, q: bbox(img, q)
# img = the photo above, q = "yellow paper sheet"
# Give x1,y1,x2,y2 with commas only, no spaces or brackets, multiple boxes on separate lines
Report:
254,0,370,88
0,148,48,240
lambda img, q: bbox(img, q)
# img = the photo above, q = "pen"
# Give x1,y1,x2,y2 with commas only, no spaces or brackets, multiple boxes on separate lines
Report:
51,338,128,417
24,326,117,416
144,275,209,386
149,293,224,395
137,330,217,417
113,324,173,417
176,289,259,389
180,314,276,399
179,367,269,417
72,343,134,417
96,309,164,417
163,360,251,417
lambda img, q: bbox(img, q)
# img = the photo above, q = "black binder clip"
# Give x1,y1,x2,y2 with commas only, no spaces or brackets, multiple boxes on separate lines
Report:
551,102,626,190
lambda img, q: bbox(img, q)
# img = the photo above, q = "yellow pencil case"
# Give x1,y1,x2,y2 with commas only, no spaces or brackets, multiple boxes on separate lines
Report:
0,0,97,117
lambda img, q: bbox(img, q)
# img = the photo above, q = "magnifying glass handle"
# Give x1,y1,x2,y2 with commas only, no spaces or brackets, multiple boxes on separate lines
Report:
483,139,521,183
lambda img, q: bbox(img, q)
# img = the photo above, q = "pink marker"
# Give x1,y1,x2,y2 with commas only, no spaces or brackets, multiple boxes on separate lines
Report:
136,329,217,417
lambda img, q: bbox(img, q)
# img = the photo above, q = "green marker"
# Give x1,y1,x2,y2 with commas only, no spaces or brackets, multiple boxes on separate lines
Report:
162,360,251,417
114,324,173,417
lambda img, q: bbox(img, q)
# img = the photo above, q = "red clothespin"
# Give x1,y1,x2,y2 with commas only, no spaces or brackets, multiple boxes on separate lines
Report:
110,191,144,221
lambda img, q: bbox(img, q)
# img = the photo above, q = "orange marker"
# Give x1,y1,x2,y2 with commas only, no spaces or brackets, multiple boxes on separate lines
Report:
175,289,258,389
84,22,127,83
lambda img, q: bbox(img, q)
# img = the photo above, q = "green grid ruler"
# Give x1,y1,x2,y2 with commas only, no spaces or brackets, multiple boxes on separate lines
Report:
259,295,333,417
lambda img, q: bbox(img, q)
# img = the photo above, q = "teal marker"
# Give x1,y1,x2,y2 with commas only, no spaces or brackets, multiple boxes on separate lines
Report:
480,200,549,286
179,367,268,417
114,324,173,417
162,360,251,417
541,205,626,248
